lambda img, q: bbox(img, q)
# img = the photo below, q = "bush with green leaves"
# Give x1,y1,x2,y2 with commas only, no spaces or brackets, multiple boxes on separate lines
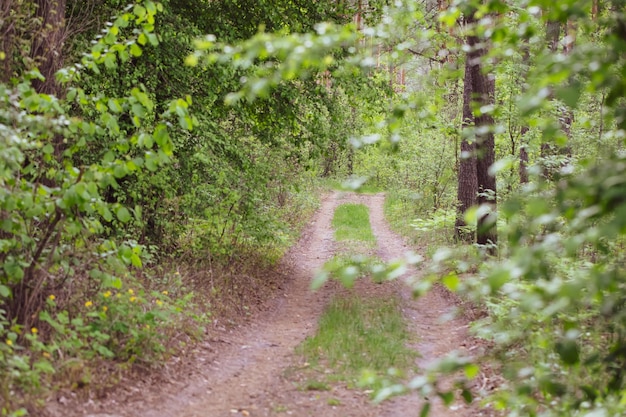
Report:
0,2,204,412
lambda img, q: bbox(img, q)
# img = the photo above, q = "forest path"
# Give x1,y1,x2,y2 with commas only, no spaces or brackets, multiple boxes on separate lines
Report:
47,192,471,417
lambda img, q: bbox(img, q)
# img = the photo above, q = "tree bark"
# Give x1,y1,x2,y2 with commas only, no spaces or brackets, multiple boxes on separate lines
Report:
455,54,477,242
0,0,16,83
31,0,67,159
519,126,529,184
467,13,497,248
30,0,67,96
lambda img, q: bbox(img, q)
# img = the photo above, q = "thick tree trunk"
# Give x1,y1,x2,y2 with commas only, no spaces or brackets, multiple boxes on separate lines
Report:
467,15,497,248
455,54,477,242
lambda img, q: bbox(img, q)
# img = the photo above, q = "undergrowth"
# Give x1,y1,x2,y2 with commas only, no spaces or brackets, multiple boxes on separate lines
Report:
383,190,456,252
1,182,321,416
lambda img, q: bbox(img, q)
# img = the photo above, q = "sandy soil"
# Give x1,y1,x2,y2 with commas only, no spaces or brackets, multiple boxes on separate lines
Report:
44,192,476,417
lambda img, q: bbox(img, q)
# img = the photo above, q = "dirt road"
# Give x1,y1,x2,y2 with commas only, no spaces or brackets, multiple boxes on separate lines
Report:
47,192,472,417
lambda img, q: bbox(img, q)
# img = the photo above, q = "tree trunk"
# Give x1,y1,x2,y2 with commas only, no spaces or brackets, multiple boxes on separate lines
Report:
0,0,16,83
543,18,575,174
467,13,497,248
31,0,67,96
519,126,529,184
592,0,599,21
455,54,477,242
31,0,67,159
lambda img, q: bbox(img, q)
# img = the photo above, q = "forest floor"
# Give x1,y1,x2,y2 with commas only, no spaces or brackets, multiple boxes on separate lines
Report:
44,192,482,417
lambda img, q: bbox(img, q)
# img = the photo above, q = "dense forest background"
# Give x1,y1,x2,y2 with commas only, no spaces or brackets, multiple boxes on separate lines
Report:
2,0,626,416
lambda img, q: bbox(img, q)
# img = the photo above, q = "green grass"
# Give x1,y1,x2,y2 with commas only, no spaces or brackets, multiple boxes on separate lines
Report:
383,190,455,251
302,379,331,391
297,295,417,385
332,203,376,243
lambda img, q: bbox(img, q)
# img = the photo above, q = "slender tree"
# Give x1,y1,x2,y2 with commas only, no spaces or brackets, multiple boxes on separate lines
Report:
519,127,530,184
30,0,67,96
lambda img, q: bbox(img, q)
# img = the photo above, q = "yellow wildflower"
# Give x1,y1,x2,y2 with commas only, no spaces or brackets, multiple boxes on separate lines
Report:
162,290,168,295
129,296,137,302
48,294,56,301
6,339,12,346
31,327,38,334
42,352,51,358
128,289,134,295
85,301,93,307
103,291,112,298
102,306,108,312
156,300,163,306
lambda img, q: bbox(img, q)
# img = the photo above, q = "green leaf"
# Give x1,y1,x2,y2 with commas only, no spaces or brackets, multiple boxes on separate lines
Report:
310,271,329,290
0,284,11,298
438,391,454,405
116,207,132,223
107,99,123,113
104,54,117,69
487,268,510,293
113,164,127,178
119,246,133,263
419,402,431,417
130,253,142,268
464,363,480,379
130,43,142,57
4,261,24,281
131,103,147,118
147,33,158,46
34,359,55,374
185,54,199,67
42,144,54,154
95,344,115,358
154,124,170,147
179,115,194,131
133,4,147,18
442,273,460,292
145,0,157,14
461,388,473,404
102,274,123,289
